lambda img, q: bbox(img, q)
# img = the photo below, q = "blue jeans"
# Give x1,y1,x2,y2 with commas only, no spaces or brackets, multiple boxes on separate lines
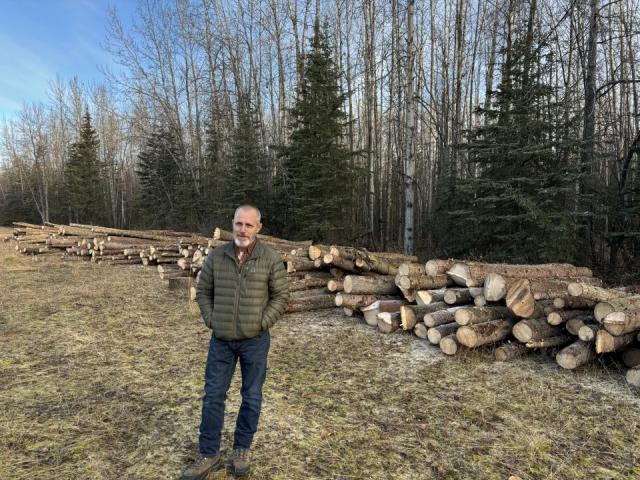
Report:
199,330,270,455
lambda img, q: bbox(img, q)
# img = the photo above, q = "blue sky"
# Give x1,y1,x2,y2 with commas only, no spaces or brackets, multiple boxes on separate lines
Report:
0,0,136,120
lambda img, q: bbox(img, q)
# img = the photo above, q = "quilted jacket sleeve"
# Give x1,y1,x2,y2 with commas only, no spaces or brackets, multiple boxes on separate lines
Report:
195,251,215,328
261,257,289,330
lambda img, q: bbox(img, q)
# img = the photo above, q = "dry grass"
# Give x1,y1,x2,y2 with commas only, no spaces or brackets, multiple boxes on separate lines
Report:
1,226,639,480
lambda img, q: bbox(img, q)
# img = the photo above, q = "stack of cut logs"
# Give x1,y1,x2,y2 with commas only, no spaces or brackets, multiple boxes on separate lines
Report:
5,222,640,390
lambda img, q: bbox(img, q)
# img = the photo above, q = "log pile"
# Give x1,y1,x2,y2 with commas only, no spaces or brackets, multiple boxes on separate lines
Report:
7,222,640,390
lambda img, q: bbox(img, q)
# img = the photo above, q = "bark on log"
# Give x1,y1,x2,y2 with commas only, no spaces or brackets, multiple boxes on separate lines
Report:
495,342,529,361
415,288,446,306
443,288,475,305
454,306,514,326
335,294,383,309
343,275,398,295
556,340,595,370
400,303,448,330
566,318,591,336
427,322,458,345
286,257,318,273
323,254,359,273
595,330,637,353
595,296,640,323
439,334,460,356
448,261,593,288
286,294,336,313
290,276,330,291
627,367,640,388
290,288,328,299
354,253,400,276
456,319,515,348
552,296,597,310
396,274,449,290
567,283,628,302
377,312,401,333
513,318,564,343
424,307,464,328
398,263,425,276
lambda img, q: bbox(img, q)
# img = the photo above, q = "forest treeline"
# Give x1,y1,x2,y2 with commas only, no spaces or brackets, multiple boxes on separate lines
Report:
0,0,638,282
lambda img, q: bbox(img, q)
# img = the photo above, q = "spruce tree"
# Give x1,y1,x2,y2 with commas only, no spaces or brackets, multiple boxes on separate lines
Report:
135,127,183,228
276,20,357,242
64,110,102,223
445,16,578,263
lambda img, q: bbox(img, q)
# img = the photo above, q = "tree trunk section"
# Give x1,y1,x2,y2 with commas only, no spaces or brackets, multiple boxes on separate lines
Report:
556,340,595,370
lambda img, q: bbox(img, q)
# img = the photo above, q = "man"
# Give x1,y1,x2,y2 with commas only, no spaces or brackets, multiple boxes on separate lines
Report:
181,205,289,479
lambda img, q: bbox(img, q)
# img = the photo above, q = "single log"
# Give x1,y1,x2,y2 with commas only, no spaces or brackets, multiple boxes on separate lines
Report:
556,340,595,370
397,274,449,290
413,322,428,339
547,310,592,326
398,263,425,276
505,279,536,318
361,299,406,327
327,279,344,292
512,318,564,343
343,275,398,295
595,330,637,353
495,342,529,361
474,296,487,307
454,306,514,326
177,258,192,270
578,324,600,342
354,252,400,276
552,296,597,310
291,287,328,299
621,347,640,368
305,271,334,281
595,296,640,323
448,261,593,288
335,294,382,309
286,294,336,313
443,288,475,305
424,307,464,328
602,309,640,336
456,319,515,348
483,273,509,302
323,254,359,273
526,335,574,349
308,245,329,260
168,276,192,291
286,257,318,273
377,312,401,333
415,288,446,306
290,276,330,291
567,283,628,302
425,259,457,277
400,305,419,331
439,334,460,356
427,322,458,345
627,367,640,388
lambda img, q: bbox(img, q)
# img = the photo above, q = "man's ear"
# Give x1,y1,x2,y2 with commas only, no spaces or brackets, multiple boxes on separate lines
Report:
256,223,262,234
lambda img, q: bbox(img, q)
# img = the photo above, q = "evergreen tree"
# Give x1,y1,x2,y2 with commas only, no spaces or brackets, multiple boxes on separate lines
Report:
135,127,184,228
225,98,265,217
64,110,102,223
275,20,357,242
445,13,578,263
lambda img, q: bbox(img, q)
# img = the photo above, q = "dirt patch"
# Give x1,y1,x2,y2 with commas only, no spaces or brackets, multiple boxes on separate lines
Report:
1,231,639,480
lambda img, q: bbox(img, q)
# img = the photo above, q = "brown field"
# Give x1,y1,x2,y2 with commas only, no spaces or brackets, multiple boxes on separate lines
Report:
1,226,639,480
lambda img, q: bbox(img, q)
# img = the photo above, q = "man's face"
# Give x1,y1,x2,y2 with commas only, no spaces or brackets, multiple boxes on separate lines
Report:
233,208,262,248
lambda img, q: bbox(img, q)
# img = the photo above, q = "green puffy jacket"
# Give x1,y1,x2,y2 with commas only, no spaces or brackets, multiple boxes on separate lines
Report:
195,240,289,340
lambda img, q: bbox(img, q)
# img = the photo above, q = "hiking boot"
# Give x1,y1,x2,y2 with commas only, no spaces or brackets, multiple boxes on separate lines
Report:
180,453,223,480
232,448,251,477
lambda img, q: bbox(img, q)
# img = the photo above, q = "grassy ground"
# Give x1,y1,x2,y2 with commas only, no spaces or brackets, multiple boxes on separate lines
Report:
1,226,639,480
